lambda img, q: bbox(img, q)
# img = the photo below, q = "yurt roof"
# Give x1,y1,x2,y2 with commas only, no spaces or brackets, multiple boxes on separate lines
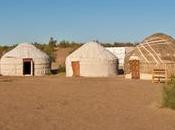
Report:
143,33,175,44
67,42,117,61
125,33,175,64
1,43,49,59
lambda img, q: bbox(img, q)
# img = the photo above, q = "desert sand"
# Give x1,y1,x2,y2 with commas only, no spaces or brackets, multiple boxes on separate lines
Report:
0,76,174,130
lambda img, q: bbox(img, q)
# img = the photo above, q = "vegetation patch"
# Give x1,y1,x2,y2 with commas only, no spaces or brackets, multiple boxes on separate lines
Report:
162,76,175,109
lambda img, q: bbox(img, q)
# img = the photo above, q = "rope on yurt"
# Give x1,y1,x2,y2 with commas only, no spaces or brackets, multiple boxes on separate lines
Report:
146,41,164,64
136,46,149,63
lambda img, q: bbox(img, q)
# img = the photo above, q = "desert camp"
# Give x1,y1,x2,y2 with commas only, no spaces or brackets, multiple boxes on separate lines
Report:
1,34,175,79
1,0,175,129
0,34,175,130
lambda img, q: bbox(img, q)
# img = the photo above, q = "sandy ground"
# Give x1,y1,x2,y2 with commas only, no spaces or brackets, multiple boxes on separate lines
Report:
0,76,175,130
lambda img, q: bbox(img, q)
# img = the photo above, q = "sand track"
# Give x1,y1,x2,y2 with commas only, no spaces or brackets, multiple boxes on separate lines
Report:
0,76,174,130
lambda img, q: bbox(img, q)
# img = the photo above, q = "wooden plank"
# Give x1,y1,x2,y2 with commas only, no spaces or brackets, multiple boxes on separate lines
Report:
152,68,167,83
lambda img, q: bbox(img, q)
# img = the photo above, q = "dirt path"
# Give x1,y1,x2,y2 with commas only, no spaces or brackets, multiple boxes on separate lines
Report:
0,76,174,130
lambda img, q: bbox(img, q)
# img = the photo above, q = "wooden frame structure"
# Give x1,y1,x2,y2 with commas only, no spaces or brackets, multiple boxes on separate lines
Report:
152,69,168,83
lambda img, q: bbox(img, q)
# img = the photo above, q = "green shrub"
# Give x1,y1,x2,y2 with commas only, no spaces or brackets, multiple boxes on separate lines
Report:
162,76,175,109
58,40,82,48
58,65,66,73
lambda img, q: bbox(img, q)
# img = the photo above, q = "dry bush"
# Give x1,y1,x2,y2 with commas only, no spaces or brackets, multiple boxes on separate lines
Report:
162,76,175,109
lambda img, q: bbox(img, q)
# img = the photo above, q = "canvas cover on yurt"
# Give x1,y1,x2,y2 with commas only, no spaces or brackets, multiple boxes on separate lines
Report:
124,33,175,80
106,47,135,70
0,43,50,76
66,42,118,77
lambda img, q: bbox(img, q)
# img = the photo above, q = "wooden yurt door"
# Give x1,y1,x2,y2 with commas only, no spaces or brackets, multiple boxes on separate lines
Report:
71,61,80,77
130,60,140,79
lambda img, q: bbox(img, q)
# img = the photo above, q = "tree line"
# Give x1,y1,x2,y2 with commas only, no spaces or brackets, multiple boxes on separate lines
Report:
0,37,137,61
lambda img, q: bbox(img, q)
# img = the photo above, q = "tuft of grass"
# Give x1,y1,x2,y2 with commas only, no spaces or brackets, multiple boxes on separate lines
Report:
162,76,175,109
58,65,66,73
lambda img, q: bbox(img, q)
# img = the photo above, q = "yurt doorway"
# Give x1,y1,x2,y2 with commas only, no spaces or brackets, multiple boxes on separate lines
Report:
71,61,80,76
129,60,140,79
23,59,33,76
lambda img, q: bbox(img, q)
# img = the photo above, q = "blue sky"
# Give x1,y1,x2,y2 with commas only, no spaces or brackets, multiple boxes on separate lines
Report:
0,0,175,44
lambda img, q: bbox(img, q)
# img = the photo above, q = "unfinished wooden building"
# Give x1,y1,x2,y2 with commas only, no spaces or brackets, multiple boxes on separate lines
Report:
124,33,175,80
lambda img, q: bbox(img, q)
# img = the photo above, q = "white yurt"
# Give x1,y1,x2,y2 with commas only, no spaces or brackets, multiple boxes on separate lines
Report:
66,42,118,77
0,43,50,76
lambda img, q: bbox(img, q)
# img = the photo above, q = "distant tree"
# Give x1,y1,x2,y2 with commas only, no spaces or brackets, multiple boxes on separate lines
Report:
59,40,70,48
102,43,114,47
93,40,100,43
0,44,17,58
48,37,57,48
113,42,136,47
58,40,82,48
